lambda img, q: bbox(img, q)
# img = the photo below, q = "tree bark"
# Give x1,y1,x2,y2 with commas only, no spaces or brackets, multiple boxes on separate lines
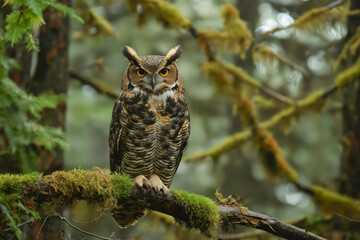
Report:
26,1,71,239
338,0,360,199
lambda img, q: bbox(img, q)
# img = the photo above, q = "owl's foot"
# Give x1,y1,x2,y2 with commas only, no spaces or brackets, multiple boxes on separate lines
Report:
149,174,170,196
133,175,151,194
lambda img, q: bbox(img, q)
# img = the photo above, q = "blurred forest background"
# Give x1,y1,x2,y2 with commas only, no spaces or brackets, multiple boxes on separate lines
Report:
1,0,360,239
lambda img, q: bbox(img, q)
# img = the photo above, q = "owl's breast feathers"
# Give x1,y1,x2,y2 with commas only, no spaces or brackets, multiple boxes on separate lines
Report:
109,90,189,187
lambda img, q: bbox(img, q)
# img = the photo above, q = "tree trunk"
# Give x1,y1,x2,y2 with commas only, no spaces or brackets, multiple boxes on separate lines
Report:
26,1,71,239
338,0,360,199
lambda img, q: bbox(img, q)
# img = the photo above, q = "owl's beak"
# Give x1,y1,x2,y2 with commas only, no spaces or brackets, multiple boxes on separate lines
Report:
150,76,156,90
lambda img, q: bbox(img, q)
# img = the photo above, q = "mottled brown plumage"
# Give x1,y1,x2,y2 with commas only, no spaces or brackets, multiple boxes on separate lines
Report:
109,45,190,227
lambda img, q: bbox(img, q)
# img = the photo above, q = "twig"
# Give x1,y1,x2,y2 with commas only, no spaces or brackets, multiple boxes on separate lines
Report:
217,230,267,239
334,212,360,223
52,212,111,240
255,0,346,41
258,85,294,105
183,81,342,163
4,220,33,232
219,206,326,240
69,70,118,99
325,0,345,11
36,215,49,239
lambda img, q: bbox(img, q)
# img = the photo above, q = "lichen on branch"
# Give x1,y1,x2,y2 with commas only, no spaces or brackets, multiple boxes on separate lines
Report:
124,0,192,30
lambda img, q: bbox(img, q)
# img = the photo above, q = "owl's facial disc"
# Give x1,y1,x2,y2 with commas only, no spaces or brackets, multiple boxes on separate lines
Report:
129,64,178,95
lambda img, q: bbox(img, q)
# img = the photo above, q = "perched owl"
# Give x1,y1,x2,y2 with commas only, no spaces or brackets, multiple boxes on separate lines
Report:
109,45,190,227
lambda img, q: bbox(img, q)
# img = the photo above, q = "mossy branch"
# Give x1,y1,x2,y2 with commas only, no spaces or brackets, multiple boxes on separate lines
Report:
260,0,347,37
0,168,326,240
184,57,360,162
69,70,118,99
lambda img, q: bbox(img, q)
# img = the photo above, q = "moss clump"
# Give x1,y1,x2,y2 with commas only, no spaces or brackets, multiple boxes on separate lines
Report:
124,0,191,30
0,172,40,239
0,172,39,194
333,26,360,71
311,185,360,219
252,44,306,75
221,4,253,59
263,5,348,37
253,128,298,183
39,168,118,214
110,173,134,200
335,57,360,89
171,189,220,237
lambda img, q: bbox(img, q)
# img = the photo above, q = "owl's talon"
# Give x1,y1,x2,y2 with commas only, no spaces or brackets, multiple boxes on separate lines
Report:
149,174,170,197
133,175,151,194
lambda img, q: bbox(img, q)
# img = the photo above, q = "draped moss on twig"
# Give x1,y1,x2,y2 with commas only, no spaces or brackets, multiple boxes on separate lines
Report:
234,98,258,127
311,185,360,220
334,27,360,71
198,4,253,59
185,57,360,163
262,4,348,37
334,56,360,88
201,60,260,99
124,0,191,30
253,128,298,183
252,44,307,76
73,7,116,39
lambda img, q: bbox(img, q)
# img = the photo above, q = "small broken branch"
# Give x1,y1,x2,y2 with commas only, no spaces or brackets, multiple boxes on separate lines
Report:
52,212,111,240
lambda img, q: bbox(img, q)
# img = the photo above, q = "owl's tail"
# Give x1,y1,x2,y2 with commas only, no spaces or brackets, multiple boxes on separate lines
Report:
112,201,148,227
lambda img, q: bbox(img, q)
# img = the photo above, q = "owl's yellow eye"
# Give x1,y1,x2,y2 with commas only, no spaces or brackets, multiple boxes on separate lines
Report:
159,68,169,77
136,68,146,77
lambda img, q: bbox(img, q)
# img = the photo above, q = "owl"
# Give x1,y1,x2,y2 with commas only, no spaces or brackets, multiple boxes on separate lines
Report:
109,45,190,227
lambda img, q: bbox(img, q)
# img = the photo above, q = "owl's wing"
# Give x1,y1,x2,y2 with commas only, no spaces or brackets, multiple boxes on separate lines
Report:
109,95,123,172
173,109,190,175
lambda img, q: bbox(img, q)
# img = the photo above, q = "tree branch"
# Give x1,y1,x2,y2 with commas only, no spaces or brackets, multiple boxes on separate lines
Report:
69,70,118,99
0,169,326,240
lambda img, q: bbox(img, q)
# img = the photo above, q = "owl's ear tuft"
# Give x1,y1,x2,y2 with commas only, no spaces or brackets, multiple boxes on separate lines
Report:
165,45,182,66
122,46,141,67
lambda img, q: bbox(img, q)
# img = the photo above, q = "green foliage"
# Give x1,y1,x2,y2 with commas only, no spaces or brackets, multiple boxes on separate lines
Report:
3,0,83,50
311,185,360,219
0,0,84,174
0,75,70,172
171,189,220,237
0,172,40,240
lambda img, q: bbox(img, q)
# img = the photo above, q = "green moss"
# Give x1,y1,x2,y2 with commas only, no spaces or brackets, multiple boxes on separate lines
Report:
0,172,39,194
171,189,220,237
221,4,253,59
311,185,360,219
335,57,360,89
110,173,134,200
39,168,120,214
124,0,191,30
0,172,40,239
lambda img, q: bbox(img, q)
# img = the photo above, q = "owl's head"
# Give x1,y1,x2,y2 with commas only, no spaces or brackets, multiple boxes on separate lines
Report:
122,45,183,96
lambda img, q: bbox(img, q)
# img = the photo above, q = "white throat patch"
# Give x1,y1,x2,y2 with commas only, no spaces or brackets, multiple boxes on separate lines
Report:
132,87,174,103
149,90,174,102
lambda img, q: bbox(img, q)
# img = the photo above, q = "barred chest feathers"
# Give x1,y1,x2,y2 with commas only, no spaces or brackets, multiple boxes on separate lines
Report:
109,45,190,227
